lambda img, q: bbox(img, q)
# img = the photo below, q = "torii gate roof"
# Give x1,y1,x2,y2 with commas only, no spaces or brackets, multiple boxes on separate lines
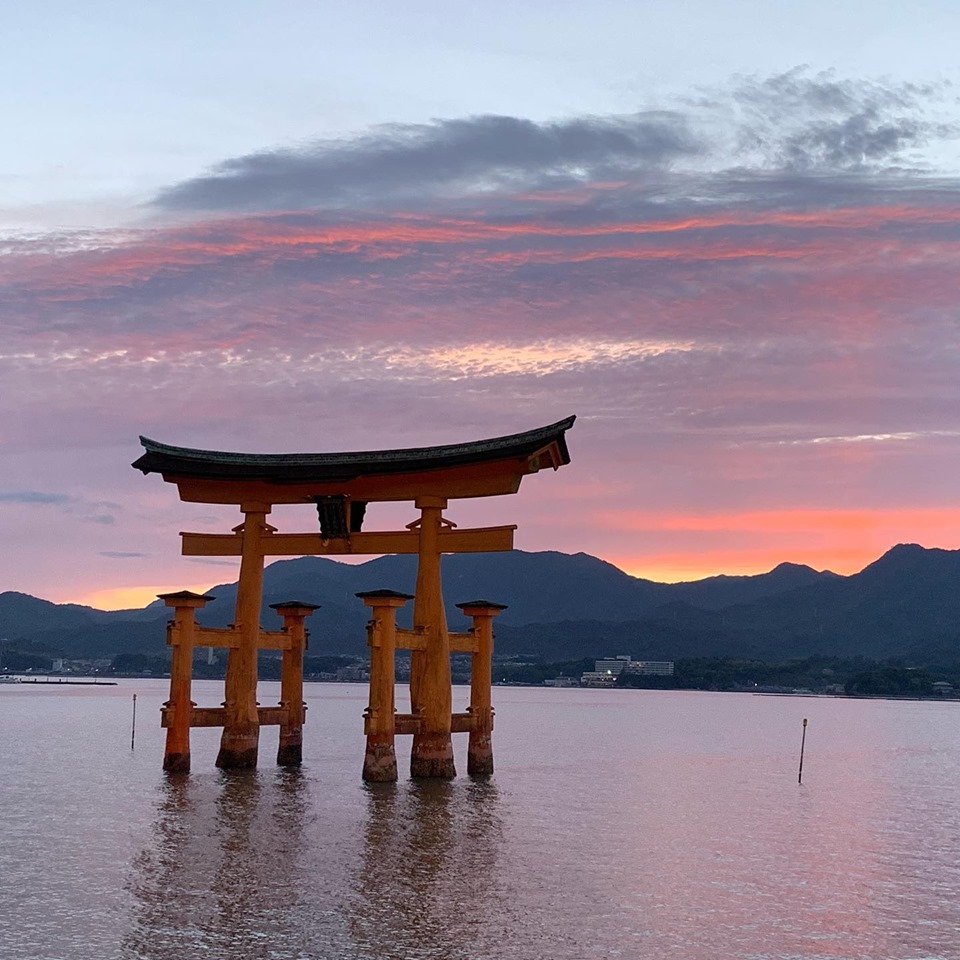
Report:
133,416,575,504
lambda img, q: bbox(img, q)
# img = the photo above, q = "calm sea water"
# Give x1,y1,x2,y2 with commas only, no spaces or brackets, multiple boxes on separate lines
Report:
1,680,959,960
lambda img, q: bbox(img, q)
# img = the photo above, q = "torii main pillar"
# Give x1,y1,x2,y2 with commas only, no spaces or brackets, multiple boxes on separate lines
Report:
216,505,270,768
409,496,455,777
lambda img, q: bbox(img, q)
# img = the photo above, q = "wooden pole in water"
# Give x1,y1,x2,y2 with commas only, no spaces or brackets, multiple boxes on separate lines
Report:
131,693,137,750
798,717,808,784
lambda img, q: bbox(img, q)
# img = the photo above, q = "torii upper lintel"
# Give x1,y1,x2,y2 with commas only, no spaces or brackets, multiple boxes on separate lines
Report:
132,415,575,505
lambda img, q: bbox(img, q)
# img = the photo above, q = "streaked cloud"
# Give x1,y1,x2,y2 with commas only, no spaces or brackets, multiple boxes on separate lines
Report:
780,430,960,446
381,338,700,378
0,490,121,526
0,490,71,505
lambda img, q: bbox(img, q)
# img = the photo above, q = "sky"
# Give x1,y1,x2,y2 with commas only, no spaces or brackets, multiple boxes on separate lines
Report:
3,1,960,609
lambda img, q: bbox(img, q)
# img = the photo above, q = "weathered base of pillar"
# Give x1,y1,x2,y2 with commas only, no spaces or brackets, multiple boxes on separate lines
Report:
363,739,398,782
410,733,456,779
163,751,190,774
216,727,259,769
467,736,493,776
276,738,302,766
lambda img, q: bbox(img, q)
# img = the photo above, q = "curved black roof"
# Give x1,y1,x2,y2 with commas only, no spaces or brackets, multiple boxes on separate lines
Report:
133,416,575,483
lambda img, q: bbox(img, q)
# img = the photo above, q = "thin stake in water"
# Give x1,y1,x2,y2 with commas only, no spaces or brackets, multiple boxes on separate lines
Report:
131,693,137,750
798,717,808,784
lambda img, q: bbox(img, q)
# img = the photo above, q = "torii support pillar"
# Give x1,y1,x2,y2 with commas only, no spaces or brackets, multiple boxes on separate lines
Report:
358,590,412,782
269,601,319,767
458,600,506,776
159,591,214,773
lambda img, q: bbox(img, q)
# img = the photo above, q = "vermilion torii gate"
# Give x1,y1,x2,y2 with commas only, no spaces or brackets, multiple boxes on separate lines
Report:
133,416,575,779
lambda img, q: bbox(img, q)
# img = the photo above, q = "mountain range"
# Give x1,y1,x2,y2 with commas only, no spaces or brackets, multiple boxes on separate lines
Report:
2,543,959,665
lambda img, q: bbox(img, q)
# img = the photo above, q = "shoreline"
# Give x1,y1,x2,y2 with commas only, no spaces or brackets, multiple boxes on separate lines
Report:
4,677,118,686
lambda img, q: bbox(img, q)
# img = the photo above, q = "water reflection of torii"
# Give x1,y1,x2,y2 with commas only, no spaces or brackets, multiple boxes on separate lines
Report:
124,774,505,959
132,417,575,779
350,781,504,958
124,771,318,959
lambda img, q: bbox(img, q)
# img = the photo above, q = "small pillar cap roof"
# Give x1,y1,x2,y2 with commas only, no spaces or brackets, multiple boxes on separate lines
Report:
456,599,509,610
355,589,415,600
268,600,322,611
156,590,215,602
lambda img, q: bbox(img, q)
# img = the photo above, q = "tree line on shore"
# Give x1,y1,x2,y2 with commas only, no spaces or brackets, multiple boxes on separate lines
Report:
18,651,949,698
493,654,959,696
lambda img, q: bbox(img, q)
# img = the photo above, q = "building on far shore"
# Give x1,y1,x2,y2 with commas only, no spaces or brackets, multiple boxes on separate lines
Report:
580,672,618,688
581,655,674,687
627,660,674,676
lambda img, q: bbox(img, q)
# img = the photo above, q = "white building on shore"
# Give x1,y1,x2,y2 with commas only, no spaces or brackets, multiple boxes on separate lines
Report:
581,655,674,686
